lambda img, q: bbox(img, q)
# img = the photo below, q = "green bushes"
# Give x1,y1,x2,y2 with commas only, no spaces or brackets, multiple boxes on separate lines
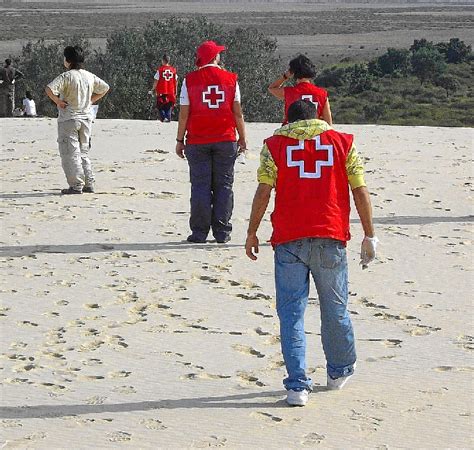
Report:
14,17,281,122
13,28,473,126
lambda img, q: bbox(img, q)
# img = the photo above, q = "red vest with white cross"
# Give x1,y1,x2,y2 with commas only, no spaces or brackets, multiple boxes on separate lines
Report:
185,66,237,145
265,129,353,245
283,83,328,124
156,65,177,103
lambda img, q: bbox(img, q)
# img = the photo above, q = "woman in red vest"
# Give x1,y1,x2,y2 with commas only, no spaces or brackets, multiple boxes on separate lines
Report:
175,41,247,244
149,54,177,122
268,54,332,125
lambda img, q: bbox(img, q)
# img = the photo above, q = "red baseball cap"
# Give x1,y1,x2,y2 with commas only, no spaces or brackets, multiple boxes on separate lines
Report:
195,40,226,67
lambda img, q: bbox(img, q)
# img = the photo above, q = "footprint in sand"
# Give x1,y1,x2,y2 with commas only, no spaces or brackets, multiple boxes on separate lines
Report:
112,385,137,394
406,325,441,336
107,431,132,442
3,432,47,448
301,432,326,446
140,418,167,430
454,334,474,351
86,395,107,405
433,366,474,372
237,371,266,387
232,344,265,358
251,411,283,423
181,373,231,381
251,311,273,319
0,419,23,429
108,370,132,378
192,436,227,448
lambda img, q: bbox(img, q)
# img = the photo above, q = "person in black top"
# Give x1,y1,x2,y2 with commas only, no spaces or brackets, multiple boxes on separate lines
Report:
0,59,24,117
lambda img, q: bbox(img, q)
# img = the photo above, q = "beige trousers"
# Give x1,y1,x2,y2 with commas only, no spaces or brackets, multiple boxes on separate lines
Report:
57,119,93,191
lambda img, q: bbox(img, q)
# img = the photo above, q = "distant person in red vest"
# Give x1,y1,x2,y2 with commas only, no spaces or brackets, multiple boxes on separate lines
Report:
175,40,247,244
269,54,332,125
245,100,377,407
149,54,178,122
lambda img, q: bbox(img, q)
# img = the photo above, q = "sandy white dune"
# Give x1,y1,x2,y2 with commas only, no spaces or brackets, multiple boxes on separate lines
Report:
0,118,472,448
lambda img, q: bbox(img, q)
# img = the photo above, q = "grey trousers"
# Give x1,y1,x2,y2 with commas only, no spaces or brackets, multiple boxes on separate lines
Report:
0,86,14,117
58,119,94,191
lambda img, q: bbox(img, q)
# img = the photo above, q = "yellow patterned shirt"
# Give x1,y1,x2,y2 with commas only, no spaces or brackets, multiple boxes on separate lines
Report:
257,119,366,189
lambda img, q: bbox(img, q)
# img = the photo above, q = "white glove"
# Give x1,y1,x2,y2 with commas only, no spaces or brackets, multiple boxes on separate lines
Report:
236,152,246,165
148,90,154,95
12,79,15,84
0,80,4,84
360,236,378,269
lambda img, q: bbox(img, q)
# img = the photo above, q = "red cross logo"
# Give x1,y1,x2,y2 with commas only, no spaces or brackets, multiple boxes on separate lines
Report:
162,69,174,81
301,94,319,111
202,85,225,109
286,136,333,179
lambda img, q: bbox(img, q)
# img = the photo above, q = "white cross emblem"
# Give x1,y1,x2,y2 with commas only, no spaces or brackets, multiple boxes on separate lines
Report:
162,69,174,81
301,94,318,111
286,136,333,179
202,85,225,109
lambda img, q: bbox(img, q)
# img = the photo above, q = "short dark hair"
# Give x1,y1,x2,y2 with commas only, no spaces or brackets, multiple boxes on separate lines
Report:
64,46,84,70
162,54,170,63
287,99,317,123
289,54,316,79
25,91,33,100
5,59,11,66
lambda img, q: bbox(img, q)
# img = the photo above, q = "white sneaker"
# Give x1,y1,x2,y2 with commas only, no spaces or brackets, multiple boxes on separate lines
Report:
327,373,353,390
286,389,309,406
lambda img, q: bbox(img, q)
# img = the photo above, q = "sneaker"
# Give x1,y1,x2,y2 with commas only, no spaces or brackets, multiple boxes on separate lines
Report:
186,235,207,244
327,373,353,390
286,389,309,407
215,236,231,244
61,187,82,195
83,186,95,193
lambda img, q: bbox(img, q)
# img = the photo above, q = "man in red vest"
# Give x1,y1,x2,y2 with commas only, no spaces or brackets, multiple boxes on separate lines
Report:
149,54,177,122
175,40,247,243
245,100,378,407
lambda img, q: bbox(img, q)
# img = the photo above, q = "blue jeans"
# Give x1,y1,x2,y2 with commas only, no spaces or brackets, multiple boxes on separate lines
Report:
186,142,237,241
274,238,356,391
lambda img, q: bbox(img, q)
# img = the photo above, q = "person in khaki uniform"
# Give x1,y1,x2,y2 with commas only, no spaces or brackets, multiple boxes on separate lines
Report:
46,46,109,194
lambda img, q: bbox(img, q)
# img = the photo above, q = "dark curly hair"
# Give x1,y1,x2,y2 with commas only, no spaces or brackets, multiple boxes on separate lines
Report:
64,46,85,70
289,54,316,80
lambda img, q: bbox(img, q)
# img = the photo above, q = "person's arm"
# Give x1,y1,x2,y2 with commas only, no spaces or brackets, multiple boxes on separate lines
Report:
268,70,291,100
175,105,189,158
232,101,247,151
321,99,333,126
91,76,109,104
91,89,109,105
45,86,67,109
352,186,374,238
245,183,273,260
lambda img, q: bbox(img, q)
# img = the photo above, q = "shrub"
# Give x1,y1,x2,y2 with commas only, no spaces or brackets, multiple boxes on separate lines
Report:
411,47,446,85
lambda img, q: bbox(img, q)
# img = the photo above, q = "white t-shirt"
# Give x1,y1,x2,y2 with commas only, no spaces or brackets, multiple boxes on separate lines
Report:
179,65,241,106
22,98,36,116
47,69,109,122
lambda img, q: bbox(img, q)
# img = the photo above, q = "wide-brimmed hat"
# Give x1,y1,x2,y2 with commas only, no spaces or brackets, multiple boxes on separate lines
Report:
195,40,226,67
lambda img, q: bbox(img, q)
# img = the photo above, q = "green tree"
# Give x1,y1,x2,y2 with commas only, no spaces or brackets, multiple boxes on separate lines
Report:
315,66,348,87
411,47,446,85
410,38,434,53
376,48,410,76
435,74,461,98
94,17,281,121
446,38,472,64
347,64,373,94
